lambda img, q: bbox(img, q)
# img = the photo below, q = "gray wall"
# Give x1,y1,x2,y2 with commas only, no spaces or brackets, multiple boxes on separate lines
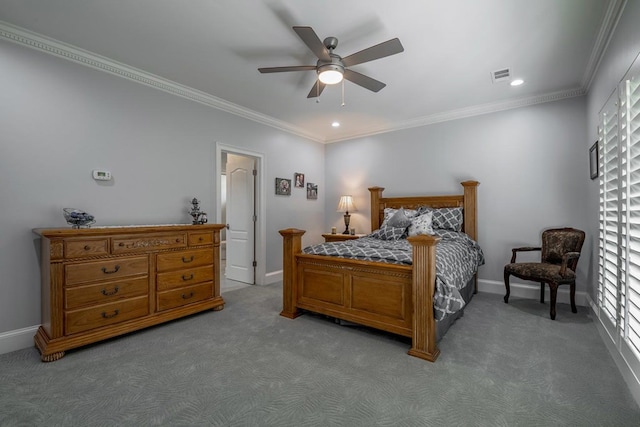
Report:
324,96,589,289
586,0,640,299
0,39,324,334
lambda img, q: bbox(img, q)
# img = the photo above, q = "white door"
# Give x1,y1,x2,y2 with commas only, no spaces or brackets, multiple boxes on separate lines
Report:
225,153,255,284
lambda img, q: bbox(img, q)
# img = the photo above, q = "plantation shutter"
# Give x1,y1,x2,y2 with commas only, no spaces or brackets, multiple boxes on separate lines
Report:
599,95,620,326
623,73,640,354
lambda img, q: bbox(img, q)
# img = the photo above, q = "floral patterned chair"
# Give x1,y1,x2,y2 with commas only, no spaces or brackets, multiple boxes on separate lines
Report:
503,227,585,320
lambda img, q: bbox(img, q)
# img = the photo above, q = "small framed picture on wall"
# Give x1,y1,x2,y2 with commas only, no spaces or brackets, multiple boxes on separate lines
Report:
306,183,318,199
294,173,305,188
590,141,598,180
275,178,291,195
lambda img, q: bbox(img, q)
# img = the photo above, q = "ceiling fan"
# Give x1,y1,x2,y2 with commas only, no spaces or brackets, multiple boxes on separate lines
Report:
258,26,404,98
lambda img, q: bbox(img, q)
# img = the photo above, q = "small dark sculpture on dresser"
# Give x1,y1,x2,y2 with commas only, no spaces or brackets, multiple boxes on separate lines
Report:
188,197,208,225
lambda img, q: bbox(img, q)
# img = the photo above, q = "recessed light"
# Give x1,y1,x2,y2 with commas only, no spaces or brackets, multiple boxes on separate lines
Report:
331,121,340,127
510,79,524,86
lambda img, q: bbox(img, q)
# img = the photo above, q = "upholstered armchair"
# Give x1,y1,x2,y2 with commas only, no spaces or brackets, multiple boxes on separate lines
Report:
503,227,585,320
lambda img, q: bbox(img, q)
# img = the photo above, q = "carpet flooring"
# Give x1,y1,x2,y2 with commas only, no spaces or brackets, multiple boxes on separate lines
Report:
1,283,639,426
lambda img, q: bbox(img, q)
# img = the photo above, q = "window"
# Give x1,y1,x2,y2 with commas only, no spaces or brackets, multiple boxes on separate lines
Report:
598,62,640,374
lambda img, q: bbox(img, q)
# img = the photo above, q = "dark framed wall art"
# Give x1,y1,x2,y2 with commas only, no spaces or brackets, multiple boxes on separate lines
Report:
275,178,291,195
306,183,318,199
590,141,599,180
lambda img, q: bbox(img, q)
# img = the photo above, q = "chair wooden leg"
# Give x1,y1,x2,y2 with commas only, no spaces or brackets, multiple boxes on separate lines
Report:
570,282,577,313
503,270,511,303
549,283,558,320
540,282,545,303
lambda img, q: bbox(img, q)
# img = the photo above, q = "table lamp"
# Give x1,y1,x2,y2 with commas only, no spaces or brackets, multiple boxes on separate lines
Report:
337,195,357,234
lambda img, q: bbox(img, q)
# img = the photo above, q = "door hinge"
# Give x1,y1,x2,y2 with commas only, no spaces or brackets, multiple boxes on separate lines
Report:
252,260,257,267
252,214,257,222
252,169,257,176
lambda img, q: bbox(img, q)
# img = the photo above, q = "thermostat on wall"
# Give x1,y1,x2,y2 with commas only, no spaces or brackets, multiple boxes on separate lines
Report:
92,169,112,181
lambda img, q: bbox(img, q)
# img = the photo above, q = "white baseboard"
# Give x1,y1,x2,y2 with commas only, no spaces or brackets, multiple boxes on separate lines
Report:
585,294,640,407
265,270,283,285
478,279,588,307
0,325,38,355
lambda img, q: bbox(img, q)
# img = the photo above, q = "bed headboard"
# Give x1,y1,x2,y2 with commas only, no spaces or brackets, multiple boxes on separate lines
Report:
368,181,479,242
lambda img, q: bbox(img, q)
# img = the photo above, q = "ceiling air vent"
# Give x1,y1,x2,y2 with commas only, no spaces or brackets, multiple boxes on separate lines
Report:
491,68,511,83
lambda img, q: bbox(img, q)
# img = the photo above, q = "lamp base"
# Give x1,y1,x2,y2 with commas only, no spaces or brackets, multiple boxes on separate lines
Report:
342,212,351,234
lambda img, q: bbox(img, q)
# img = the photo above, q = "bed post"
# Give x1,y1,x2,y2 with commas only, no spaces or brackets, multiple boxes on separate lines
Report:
407,234,441,362
279,228,305,319
368,186,385,231
461,181,479,293
461,181,479,241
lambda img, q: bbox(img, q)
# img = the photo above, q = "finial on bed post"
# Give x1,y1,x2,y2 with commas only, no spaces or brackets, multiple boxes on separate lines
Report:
368,187,385,232
407,234,441,362
279,228,305,319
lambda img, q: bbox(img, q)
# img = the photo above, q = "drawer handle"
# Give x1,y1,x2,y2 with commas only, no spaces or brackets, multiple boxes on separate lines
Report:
101,286,119,296
175,238,181,243
182,292,194,300
182,274,194,281
198,237,203,242
84,245,91,250
101,265,120,274
119,242,125,247
182,256,194,263
101,309,119,319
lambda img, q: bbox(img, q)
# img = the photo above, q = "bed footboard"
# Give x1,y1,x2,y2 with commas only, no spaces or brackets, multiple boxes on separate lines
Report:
279,229,440,362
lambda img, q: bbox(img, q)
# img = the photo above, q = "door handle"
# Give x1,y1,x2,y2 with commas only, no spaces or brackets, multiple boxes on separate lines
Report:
226,224,230,230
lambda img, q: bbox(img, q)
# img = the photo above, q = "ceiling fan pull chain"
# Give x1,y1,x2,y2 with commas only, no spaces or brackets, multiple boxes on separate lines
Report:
341,80,345,107
316,79,320,103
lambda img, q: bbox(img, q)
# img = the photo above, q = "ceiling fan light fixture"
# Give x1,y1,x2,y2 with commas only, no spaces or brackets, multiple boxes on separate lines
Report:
318,64,344,85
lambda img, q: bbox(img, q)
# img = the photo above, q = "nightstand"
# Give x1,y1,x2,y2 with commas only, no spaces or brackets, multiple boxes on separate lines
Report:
322,233,366,242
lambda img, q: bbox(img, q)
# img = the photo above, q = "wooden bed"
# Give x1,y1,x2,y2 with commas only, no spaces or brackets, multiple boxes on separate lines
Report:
279,181,479,362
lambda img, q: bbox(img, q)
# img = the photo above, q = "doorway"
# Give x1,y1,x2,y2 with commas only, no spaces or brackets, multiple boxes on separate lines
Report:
216,143,265,286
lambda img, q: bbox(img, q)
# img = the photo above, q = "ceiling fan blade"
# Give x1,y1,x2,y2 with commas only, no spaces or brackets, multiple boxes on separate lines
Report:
258,65,317,73
343,69,386,92
293,26,331,61
342,38,404,67
307,80,326,98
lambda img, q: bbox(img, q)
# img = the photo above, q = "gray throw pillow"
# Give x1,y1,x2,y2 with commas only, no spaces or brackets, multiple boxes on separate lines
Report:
386,207,412,228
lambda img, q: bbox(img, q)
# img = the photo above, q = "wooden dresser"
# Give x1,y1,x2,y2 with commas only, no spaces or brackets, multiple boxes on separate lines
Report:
33,224,225,362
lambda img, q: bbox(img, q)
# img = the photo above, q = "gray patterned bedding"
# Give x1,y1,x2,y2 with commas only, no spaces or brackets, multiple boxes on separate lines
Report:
303,229,485,321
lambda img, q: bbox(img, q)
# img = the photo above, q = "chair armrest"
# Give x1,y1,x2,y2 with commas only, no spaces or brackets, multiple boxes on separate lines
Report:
559,252,581,277
510,247,541,263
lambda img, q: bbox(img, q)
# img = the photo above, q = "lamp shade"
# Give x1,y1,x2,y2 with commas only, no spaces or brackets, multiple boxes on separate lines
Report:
337,195,357,213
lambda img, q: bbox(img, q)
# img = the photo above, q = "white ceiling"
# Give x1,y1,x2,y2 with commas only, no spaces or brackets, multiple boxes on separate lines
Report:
0,0,618,143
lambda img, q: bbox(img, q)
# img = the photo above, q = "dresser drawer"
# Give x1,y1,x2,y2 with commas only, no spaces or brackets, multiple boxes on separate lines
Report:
156,248,213,272
188,231,213,246
156,265,213,291
112,233,186,254
64,238,109,259
157,282,213,311
65,276,148,310
65,256,148,286
65,296,149,335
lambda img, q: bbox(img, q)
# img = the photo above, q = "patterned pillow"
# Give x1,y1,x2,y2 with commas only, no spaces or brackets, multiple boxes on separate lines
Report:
407,211,434,237
418,207,463,231
369,225,407,240
386,207,412,228
381,207,418,227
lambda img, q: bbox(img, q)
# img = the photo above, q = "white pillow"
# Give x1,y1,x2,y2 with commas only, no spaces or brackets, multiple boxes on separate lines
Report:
407,212,434,237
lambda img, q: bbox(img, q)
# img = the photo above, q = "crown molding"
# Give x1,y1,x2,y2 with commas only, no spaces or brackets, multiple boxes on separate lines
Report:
0,21,325,143
581,0,627,92
325,87,586,143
